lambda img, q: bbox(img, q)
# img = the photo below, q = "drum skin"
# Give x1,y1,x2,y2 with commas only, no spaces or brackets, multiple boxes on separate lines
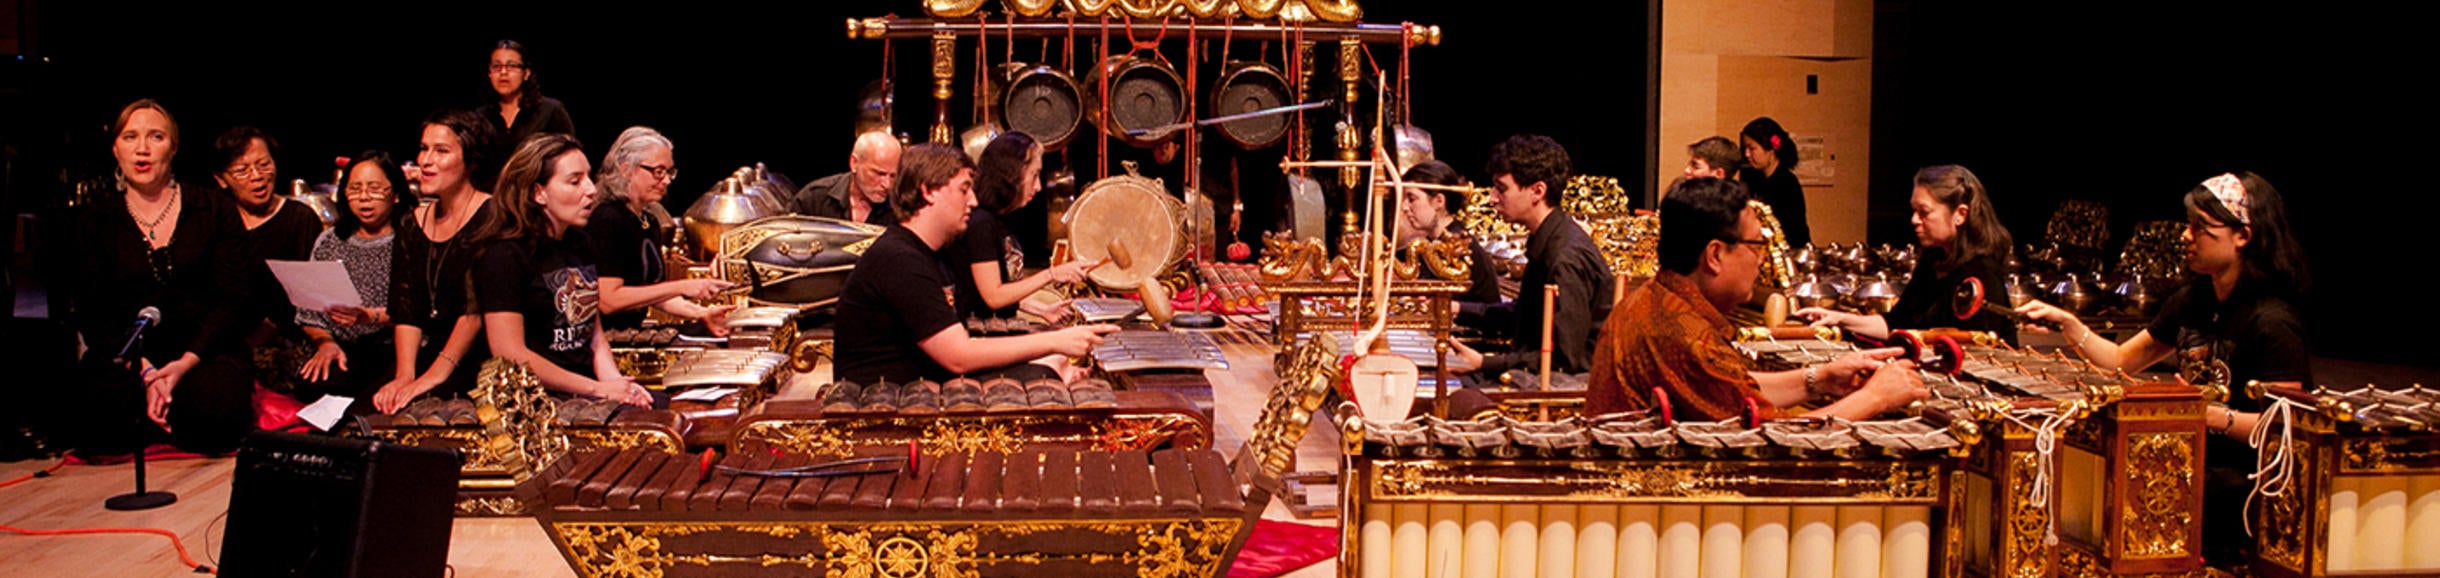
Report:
1065,174,1185,291
716,216,886,308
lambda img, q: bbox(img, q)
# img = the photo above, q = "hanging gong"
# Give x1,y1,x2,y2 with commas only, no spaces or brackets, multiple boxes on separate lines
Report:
1000,64,1084,150
1081,53,1186,148
1211,61,1293,149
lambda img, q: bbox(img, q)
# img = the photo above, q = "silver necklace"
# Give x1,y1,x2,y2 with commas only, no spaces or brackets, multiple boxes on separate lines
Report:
131,184,181,243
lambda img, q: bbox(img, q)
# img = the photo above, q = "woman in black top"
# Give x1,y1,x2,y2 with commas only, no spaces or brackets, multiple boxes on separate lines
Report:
2018,171,2311,567
475,134,653,408
1800,165,2017,343
1394,160,1503,312
479,39,575,147
374,110,503,414
588,126,731,331
943,132,1096,320
63,100,257,456
295,152,409,406
213,126,324,339
1736,117,1810,247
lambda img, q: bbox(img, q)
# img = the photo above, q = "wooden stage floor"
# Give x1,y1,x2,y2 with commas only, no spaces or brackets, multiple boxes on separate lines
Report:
0,324,1343,578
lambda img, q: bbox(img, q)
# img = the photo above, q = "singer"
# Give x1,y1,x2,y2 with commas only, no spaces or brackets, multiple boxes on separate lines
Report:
61,99,260,458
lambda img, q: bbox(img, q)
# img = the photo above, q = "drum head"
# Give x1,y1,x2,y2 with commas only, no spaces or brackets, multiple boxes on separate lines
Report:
1003,67,1082,149
1213,64,1291,149
1066,175,1183,290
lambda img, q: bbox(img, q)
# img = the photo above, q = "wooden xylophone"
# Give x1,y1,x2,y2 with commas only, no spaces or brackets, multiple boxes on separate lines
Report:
532,445,1254,578
1338,408,1972,578
2249,383,2440,577
361,362,689,517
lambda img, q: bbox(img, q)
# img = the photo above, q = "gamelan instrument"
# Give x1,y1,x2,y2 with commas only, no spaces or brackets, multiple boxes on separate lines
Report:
2247,382,2440,576
716,217,885,310
360,360,690,517
1064,171,1187,292
1951,276,2060,331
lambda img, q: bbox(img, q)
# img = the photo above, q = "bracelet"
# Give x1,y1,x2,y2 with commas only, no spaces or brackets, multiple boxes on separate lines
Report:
436,354,459,367
1804,365,1820,391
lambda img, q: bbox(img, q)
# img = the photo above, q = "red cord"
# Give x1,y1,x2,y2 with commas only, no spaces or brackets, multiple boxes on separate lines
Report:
1,461,216,573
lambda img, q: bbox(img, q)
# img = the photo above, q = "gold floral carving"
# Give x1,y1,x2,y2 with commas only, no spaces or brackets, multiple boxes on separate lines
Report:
1749,200,1795,291
1090,415,1207,451
568,429,682,454
455,496,530,517
2119,433,2195,559
2342,438,2440,472
1365,460,1941,501
918,421,1025,455
550,520,1238,578
1945,469,1968,578
474,359,566,482
2006,451,2049,578
1245,333,1339,480
2257,436,2308,569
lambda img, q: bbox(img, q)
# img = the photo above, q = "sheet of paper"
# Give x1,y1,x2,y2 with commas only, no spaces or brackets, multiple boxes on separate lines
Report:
265,260,364,312
672,387,738,402
299,395,353,431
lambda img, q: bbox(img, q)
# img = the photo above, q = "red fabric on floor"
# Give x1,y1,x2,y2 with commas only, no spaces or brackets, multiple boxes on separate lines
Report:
1226,519,1339,578
64,385,311,464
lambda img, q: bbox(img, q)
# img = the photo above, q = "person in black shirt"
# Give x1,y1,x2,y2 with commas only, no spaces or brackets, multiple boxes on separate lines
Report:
833,143,1119,385
212,126,323,340
2018,171,2312,568
794,131,903,225
589,126,732,331
1391,160,1501,317
479,40,575,147
1736,117,1810,247
1449,135,1614,381
472,133,652,408
942,132,1097,320
1799,165,2018,343
375,110,503,413
62,100,257,456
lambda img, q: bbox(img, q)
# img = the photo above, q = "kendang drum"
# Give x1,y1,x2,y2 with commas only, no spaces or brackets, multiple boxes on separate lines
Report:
1211,60,1293,149
1064,172,1186,292
1000,64,1084,150
715,216,885,309
1082,53,1185,148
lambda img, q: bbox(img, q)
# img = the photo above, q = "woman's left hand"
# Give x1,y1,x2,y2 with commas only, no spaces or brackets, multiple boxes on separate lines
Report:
597,376,654,408
142,354,200,430
696,305,735,337
299,340,348,383
1021,298,1075,325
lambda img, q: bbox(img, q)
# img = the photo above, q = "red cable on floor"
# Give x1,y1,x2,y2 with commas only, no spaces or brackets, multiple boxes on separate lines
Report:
0,461,216,574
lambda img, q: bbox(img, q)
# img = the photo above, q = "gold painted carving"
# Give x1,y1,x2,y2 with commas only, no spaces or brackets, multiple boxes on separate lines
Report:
737,413,1209,459
1585,212,1660,280
2258,436,2308,569
1750,200,1795,290
456,496,530,517
474,358,566,482
1245,333,1340,479
2006,451,2049,578
1365,460,1942,501
1091,414,1207,451
1258,231,1328,282
924,0,986,18
2343,438,2440,472
568,429,682,454
2119,433,2195,559
919,421,1025,455
550,520,1240,578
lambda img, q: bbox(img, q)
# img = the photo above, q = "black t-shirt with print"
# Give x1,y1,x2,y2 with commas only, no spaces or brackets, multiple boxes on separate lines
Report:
476,232,602,378
834,225,961,384
942,208,1022,319
2146,279,2309,473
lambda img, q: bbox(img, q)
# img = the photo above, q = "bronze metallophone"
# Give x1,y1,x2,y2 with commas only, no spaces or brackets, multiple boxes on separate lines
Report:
2249,383,2440,577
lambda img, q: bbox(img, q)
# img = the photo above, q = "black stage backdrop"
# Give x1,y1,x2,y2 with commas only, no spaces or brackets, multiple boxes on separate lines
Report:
6,2,2430,368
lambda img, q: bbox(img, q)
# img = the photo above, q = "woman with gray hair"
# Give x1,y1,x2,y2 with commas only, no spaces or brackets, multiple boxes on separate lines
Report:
588,126,732,332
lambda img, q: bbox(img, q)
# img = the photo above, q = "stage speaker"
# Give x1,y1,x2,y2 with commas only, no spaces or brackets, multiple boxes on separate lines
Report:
219,431,460,578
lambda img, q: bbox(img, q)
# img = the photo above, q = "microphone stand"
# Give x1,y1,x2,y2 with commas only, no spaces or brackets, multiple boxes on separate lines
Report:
106,330,177,511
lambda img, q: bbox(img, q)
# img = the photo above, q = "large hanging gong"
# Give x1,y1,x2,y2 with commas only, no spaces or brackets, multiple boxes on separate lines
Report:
1000,64,1084,150
1211,61,1293,149
1082,54,1186,148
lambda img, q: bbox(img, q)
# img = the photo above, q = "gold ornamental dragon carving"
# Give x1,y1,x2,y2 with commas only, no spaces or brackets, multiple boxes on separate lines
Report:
2118,433,2194,559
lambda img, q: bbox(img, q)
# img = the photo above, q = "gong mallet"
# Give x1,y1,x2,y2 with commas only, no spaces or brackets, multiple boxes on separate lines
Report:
1951,276,2063,332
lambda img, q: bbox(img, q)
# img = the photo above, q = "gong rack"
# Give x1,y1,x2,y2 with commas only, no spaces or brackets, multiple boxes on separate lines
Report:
846,5,1441,242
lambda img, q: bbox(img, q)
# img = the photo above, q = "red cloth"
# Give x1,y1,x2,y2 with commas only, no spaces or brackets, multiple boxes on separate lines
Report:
63,385,311,465
1226,519,1339,578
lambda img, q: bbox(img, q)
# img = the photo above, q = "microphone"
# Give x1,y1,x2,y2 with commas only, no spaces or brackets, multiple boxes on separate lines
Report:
116,306,162,365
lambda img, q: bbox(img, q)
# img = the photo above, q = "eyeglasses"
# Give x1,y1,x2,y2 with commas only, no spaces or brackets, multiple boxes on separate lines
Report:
636,163,677,181
489,62,526,73
345,183,394,197
226,159,275,179
1718,236,1771,250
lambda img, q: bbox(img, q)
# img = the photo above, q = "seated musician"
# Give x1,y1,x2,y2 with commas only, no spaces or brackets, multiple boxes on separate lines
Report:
471,133,656,408
2015,171,2310,567
1587,177,1926,422
63,99,259,456
793,131,903,225
1448,135,1613,383
943,132,1096,321
1799,165,2019,343
1392,160,1501,326
588,126,733,333
294,152,410,409
833,143,1119,385
1683,136,1739,180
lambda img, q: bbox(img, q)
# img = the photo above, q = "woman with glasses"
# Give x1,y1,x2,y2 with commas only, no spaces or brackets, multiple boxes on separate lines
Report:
63,99,258,456
474,134,655,408
212,126,323,341
1798,164,2019,344
588,126,731,332
479,39,575,147
374,110,503,414
943,132,1095,321
2016,171,2311,568
294,152,409,411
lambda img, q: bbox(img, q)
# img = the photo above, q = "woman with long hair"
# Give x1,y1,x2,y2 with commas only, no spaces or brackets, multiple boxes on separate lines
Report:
473,134,653,407
942,132,1096,321
373,109,503,414
2017,170,2311,567
1800,164,2018,343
